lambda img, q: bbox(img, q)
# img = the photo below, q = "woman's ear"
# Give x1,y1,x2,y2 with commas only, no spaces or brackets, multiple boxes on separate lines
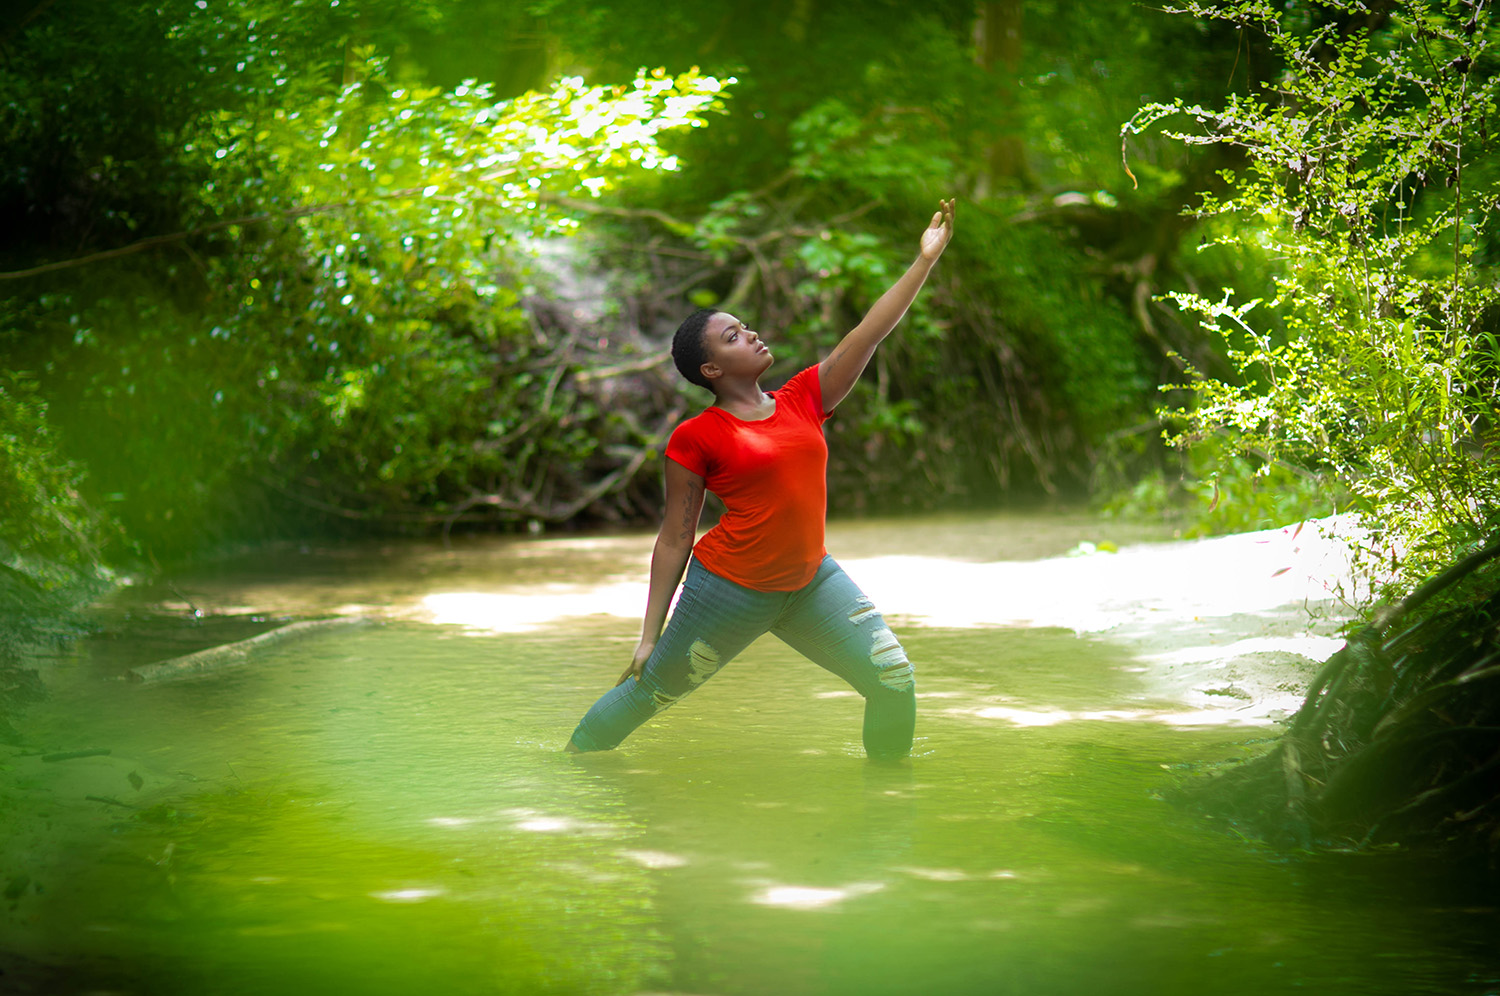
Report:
700,361,722,383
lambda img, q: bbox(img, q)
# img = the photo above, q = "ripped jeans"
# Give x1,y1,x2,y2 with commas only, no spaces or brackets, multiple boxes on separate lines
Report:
568,555,916,759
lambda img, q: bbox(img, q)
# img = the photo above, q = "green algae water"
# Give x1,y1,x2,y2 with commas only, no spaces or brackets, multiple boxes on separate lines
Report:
5,522,1500,995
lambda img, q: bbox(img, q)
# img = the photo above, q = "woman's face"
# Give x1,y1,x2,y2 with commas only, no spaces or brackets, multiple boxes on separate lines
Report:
702,312,774,382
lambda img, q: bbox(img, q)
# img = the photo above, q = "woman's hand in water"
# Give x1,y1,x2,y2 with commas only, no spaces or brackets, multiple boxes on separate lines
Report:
618,639,655,685
919,199,955,262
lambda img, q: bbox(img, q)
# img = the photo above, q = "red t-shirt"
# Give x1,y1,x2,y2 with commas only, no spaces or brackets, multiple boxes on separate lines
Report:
665,365,830,591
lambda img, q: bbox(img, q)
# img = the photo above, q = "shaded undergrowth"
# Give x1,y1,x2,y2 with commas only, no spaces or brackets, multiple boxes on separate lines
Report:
1175,536,1500,857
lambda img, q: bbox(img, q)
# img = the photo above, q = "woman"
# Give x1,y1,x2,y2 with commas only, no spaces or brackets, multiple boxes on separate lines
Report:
567,200,955,759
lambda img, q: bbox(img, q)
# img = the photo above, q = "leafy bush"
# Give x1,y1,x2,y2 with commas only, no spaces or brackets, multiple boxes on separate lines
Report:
14,41,731,555
1127,0,1500,595
1099,430,1342,537
0,370,119,571
0,373,110,702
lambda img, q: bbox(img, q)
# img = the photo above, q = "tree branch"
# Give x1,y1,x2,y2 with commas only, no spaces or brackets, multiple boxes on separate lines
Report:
537,194,693,234
0,180,474,281
572,353,670,383
0,203,342,281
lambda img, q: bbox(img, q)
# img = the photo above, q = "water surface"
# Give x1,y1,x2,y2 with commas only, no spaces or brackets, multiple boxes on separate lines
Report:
6,517,1499,995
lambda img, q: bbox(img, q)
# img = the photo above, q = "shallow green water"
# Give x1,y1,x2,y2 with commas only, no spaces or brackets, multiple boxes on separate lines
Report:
7,526,1500,995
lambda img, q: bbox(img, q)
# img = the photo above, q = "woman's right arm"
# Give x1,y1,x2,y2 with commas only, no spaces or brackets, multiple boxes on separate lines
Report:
617,457,706,685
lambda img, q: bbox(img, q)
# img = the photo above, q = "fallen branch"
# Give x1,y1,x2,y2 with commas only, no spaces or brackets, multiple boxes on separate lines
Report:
126,616,371,683
85,795,136,809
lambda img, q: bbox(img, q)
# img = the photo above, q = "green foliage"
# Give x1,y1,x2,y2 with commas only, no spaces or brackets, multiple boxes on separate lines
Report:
11,9,729,554
1099,432,1341,537
560,1,1229,509
0,373,109,569
0,0,366,262
195,61,728,529
2,0,1288,554
789,98,959,201
965,211,1151,439
0,373,111,672
827,208,1152,505
1023,0,1243,204
1129,0,1500,593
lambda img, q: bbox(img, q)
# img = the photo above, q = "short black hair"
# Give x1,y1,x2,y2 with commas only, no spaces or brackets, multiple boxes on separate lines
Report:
672,308,718,391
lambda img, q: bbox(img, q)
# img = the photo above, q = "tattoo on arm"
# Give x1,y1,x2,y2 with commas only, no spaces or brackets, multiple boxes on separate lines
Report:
823,348,842,377
678,479,703,542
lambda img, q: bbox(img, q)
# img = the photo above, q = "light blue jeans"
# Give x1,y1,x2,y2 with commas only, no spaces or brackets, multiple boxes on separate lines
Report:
569,555,916,759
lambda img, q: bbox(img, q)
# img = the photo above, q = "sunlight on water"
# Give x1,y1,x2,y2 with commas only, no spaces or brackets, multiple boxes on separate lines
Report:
750,882,885,910
963,704,1280,727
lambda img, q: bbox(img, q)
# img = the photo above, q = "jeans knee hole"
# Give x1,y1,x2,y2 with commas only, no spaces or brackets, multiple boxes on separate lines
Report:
869,627,913,691
687,639,719,687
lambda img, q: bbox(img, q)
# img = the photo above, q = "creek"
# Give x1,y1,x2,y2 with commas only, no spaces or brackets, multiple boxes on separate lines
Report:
4,513,1498,995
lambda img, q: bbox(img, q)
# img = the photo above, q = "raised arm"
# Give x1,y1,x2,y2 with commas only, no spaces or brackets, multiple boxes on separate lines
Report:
818,199,954,411
618,457,706,685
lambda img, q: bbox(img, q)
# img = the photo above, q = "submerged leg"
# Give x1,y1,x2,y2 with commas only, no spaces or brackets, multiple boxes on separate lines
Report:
861,624,918,761
567,560,774,752
568,635,730,751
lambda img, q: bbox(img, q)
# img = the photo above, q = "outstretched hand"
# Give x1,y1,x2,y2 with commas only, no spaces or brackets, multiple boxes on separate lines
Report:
919,199,955,261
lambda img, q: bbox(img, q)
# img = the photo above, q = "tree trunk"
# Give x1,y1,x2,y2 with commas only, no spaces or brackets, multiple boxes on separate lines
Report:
972,0,1028,196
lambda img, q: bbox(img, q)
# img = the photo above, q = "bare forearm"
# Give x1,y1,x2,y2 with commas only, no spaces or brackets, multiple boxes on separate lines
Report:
640,537,692,643
818,199,953,410
618,459,704,686
855,254,936,342
820,255,936,409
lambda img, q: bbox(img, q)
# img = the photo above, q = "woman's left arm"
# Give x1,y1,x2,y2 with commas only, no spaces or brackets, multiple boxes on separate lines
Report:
818,199,954,411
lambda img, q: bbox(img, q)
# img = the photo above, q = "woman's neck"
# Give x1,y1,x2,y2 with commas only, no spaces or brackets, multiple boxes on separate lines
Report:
712,379,774,419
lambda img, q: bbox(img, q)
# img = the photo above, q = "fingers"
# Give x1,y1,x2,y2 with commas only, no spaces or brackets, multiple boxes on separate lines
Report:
616,652,649,685
931,199,955,232
618,640,653,685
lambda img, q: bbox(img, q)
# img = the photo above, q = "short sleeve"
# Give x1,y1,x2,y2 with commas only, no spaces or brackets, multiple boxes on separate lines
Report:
772,365,828,422
664,417,710,477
